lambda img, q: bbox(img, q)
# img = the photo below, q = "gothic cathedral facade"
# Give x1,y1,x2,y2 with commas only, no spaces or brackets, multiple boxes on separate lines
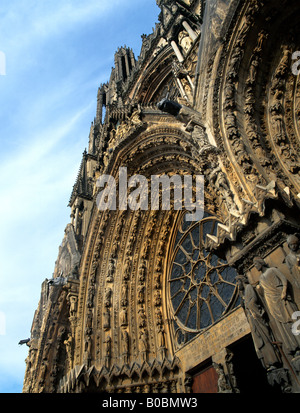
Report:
23,0,300,393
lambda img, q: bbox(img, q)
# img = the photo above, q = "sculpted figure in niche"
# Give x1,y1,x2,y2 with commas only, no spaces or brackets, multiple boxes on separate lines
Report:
284,234,300,289
120,307,128,326
139,329,148,362
69,295,78,318
87,284,95,308
64,333,73,371
85,311,93,336
84,334,92,354
254,29,267,53
254,257,300,357
121,282,128,307
178,30,192,54
138,307,146,328
269,104,284,143
157,325,166,360
213,363,232,393
104,335,111,369
103,308,110,331
121,330,129,364
107,258,115,282
246,53,260,85
138,261,146,283
225,351,240,393
276,47,290,78
236,275,281,371
104,288,112,307
158,325,165,349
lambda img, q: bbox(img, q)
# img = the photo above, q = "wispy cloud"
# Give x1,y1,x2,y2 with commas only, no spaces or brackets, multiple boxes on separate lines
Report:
0,104,90,209
0,100,93,389
2,0,123,45
0,0,160,393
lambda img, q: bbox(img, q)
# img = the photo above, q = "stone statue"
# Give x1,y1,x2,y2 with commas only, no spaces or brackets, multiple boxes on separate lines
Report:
121,282,128,307
139,329,148,362
284,234,300,289
213,363,232,393
224,351,240,393
69,295,78,318
121,330,129,364
104,288,112,307
236,275,281,371
104,335,111,369
253,257,300,357
107,258,115,282
178,30,192,54
120,307,128,326
84,334,92,354
64,333,73,371
103,308,110,331
157,325,166,360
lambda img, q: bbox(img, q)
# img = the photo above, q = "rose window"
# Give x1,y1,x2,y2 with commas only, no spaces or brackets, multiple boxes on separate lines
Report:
168,214,239,338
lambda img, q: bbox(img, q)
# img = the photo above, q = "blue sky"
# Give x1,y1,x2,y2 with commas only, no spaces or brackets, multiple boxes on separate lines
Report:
0,0,159,393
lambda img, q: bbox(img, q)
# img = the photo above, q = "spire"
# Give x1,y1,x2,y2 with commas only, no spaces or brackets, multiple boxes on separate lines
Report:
114,46,136,83
88,122,96,155
96,84,107,125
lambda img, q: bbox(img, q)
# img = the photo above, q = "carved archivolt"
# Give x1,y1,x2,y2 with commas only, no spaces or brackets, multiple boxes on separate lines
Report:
217,0,300,202
191,0,300,252
73,122,208,382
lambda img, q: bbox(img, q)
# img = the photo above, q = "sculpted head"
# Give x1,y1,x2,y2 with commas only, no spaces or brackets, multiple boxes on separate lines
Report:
253,256,266,271
287,234,299,252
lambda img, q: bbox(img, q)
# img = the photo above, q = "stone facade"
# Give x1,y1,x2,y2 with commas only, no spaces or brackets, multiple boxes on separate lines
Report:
23,0,300,393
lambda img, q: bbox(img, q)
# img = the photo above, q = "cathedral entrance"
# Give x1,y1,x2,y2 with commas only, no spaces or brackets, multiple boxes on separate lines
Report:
228,335,279,394
191,359,219,393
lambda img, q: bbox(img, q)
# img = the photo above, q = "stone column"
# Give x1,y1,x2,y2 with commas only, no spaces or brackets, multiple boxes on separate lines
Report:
212,349,239,393
171,40,184,63
182,21,197,41
187,75,195,91
176,78,188,101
